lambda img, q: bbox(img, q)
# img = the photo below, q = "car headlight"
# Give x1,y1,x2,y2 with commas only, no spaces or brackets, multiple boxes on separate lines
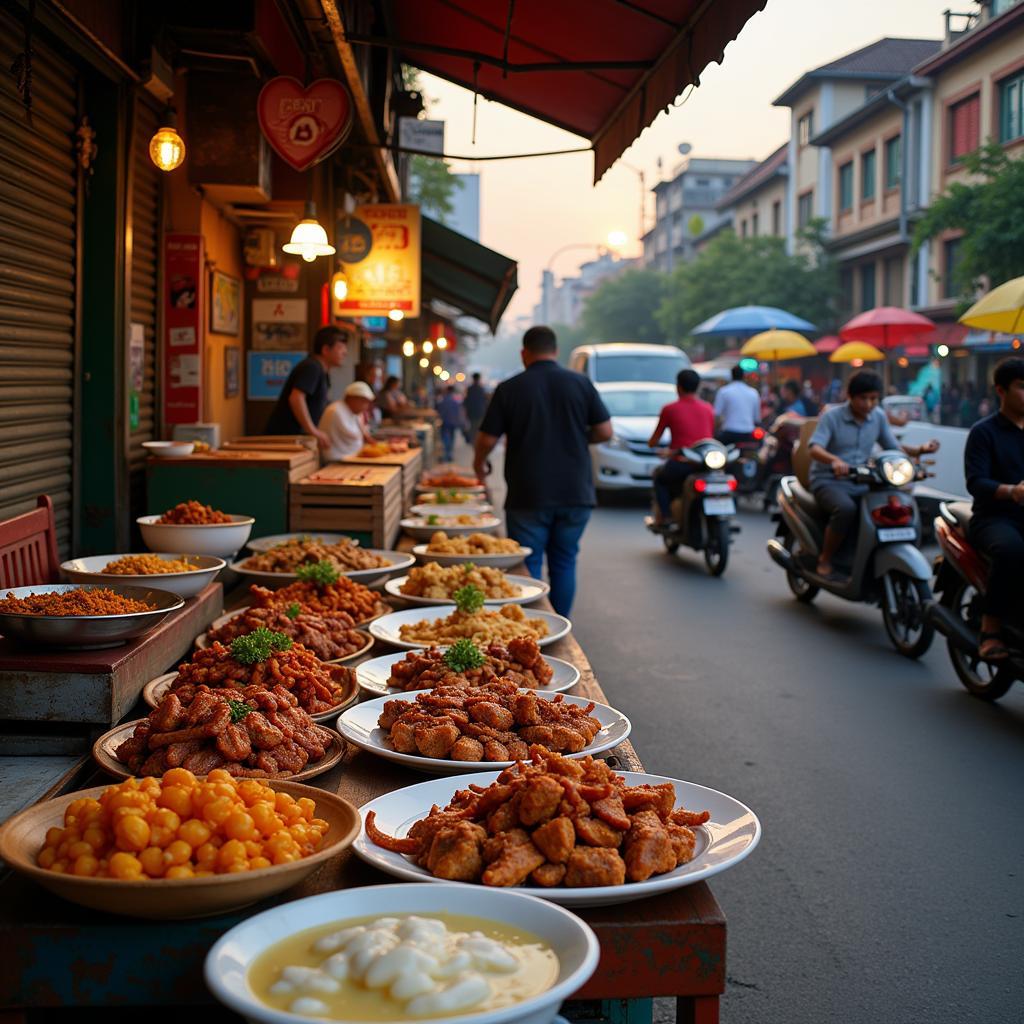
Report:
704,449,727,470
881,456,915,486
607,435,631,452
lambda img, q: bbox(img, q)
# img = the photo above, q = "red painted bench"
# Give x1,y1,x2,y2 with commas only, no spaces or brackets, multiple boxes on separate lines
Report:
0,495,60,589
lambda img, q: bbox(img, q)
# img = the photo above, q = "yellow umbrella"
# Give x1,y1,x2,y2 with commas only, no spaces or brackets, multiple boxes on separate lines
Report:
959,275,1024,334
740,330,817,361
829,340,885,363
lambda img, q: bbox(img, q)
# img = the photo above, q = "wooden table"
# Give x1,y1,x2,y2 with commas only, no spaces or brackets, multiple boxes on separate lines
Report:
0,612,725,1023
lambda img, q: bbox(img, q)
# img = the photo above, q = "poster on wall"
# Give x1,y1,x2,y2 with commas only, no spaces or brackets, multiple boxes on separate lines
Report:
225,346,241,398
248,351,304,401
336,204,421,318
163,234,203,424
252,298,308,351
210,271,240,335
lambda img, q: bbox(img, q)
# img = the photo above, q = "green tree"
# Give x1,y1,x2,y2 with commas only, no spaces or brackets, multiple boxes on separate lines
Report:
912,141,1024,304
656,220,839,352
401,66,461,223
581,269,669,344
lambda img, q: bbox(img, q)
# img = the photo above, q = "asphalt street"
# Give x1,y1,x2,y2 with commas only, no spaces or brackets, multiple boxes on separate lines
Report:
570,496,1024,1024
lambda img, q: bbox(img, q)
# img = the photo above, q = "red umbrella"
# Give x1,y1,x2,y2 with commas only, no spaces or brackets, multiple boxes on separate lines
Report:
839,307,936,350
813,335,841,354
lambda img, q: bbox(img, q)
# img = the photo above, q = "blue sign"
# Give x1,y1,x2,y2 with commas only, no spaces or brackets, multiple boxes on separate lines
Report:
361,316,388,332
248,351,304,401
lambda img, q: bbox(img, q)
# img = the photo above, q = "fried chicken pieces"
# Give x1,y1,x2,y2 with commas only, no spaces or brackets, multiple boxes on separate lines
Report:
366,749,710,888
206,605,367,663
115,684,335,778
386,637,554,691
378,680,602,762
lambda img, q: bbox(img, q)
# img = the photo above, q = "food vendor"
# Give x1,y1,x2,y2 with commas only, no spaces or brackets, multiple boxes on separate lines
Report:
319,381,376,461
265,327,348,448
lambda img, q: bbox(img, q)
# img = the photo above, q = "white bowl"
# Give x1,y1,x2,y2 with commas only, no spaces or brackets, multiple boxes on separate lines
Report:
61,554,225,598
400,515,502,541
137,514,254,559
412,544,530,570
205,883,599,1024
142,440,194,459
409,502,494,517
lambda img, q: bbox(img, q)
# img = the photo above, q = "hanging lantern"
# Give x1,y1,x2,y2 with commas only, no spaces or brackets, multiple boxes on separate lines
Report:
283,201,335,262
149,110,185,172
331,269,348,301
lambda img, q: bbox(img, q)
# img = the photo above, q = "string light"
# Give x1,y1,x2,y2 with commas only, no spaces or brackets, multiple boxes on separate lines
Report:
436,336,448,350
455,372,466,382
422,340,434,355
388,309,404,322
432,365,442,376
418,357,429,368
402,340,415,357
440,370,450,381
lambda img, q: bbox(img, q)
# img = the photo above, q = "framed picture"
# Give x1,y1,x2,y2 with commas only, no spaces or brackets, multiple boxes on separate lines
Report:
224,345,241,398
210,270,241,335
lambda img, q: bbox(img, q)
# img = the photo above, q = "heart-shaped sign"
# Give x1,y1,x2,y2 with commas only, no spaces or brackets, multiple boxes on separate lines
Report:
257,77,354,172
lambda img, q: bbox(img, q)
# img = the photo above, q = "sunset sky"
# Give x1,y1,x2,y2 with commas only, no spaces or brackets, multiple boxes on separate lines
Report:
419,0,955,326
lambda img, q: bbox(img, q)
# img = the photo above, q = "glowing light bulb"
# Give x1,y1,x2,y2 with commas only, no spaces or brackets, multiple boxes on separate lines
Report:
440,370,450,381
388,309,404,322
436,336,448,350
402,340,415,357
418,357,429,368
149,126,185,171
432,365,442,376
331,271,348,301
282,202,335,262
455,372,466,382
422,340,434,355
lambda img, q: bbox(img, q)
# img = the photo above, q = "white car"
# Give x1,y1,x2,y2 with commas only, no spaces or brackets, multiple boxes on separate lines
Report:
592,382,677,491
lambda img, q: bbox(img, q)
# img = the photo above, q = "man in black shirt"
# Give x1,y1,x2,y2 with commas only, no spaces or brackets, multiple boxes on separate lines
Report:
265,326,348,447
474,326,612,616
964,357,1024,660
463,372,489,443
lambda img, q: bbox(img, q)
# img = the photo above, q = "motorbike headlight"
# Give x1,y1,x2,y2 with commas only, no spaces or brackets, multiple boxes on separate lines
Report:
607,435,631,452
703,449,727,470
881,456,915,487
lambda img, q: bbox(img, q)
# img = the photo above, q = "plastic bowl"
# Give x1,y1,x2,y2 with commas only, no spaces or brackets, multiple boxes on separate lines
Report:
137,514,254,558
61,554,225,598
142,440,194,458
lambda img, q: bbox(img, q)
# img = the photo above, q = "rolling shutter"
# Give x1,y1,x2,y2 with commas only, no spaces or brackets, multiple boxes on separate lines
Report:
0,10,78,554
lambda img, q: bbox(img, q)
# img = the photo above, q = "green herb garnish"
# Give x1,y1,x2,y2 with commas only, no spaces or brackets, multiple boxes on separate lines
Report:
453,583,485,615
284,602,302,620
296,559,340,587
227,699,254,723
426,514,439,525
230,627,293,665
443,638,486,673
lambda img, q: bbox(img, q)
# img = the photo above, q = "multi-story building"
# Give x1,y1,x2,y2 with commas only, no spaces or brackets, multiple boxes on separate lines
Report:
642,157,756,272
534,253,638,328
714,144,789,241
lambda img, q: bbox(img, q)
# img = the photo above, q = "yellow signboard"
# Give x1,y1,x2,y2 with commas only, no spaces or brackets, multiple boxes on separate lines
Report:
336,204,421,318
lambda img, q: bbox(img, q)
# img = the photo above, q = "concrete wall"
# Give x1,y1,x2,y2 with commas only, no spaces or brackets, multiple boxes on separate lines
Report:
733,176,787,238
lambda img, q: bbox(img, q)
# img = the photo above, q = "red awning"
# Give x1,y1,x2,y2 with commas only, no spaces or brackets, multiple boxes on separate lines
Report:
389,0,768,181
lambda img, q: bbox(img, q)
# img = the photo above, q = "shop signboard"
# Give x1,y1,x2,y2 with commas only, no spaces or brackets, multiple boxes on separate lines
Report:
248,351,304,401
398,118,444,155
257,77,354,171
336,204,421,318
163,234,203,424
252,298,308,351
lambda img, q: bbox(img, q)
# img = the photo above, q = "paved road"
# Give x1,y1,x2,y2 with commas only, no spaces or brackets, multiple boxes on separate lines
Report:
571,497,1024,1024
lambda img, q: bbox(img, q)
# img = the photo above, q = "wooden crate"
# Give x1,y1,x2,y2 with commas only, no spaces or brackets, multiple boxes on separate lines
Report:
290,464,402,549
222,435,319,455
341,447,423,511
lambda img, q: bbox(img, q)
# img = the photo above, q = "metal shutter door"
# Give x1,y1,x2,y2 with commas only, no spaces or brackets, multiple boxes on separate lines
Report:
0,11,77,554
128,98,161,522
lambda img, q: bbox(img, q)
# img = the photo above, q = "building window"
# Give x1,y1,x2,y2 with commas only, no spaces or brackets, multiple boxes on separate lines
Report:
797,190,814,229
840,268,854,317
838,162,853,211
798,110,814,147
772,200,782,236
861,149,877,201
999,72,1024,144
751,212,759,237
860,263,876,311
884,135,901,189
883,256,904,306
943,237,964,297
949,93,980,164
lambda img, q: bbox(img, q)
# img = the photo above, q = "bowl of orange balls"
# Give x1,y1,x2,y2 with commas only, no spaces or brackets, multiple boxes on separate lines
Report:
0,769,360,919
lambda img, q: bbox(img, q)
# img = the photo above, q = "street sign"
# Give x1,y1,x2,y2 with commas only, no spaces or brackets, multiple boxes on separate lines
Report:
248,351,304,401
398,118,444,155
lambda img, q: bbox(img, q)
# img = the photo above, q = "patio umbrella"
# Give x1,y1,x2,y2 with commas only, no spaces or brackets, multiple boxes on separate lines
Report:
813,335,841,354
829,341,885,363
740,330,817,361
839,307,935,350
958,275,1024,334
691,305,818,339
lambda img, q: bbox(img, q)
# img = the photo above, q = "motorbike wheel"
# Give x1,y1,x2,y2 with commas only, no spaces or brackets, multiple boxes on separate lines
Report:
945,582,1016,700
881,572,934,659
784,533,818,603
703,518,729,576
663,534,680,555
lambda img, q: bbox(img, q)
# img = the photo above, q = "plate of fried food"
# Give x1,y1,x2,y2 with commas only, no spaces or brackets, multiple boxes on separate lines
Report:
413,533,530,569
356,639,580,697
246,532,352,552
354,749,761,907
385,562,550,607
0,771,359,918
369,588,569,650
401,513,502,541
338,682,630,775
224,570,391,627
231,537,414,585
138,501,255,558
417,469,484,493
61,553,226,599
410,499,494,517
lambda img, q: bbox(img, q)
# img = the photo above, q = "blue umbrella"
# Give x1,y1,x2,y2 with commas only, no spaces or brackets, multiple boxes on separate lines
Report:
690,305,817,339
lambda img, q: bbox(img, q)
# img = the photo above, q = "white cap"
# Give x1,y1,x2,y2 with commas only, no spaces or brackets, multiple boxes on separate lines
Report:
345,381,375,400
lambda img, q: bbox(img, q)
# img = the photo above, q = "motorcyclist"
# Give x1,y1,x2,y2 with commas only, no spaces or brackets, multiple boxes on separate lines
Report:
963,356,1024,661
647,368,715,528
714,365,761,445
780,379,811,416
807,370,939,580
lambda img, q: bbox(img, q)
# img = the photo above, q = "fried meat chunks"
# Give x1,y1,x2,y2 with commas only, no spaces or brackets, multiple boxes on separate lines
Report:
385,638,554,692
378,681,601,762
365,748,710,889
115,684,335,778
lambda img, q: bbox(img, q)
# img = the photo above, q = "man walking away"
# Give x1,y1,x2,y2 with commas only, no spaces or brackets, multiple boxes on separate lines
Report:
474,326,612,616
463,373,489,443
437,386,464,463
714,364,761,444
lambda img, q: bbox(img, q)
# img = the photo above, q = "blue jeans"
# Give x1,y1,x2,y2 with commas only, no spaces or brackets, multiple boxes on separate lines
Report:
505,507,592,617
440,425,457,462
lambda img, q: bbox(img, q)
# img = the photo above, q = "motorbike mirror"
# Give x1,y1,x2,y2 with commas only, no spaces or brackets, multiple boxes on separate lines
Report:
726,448,741,463
680,447,700,463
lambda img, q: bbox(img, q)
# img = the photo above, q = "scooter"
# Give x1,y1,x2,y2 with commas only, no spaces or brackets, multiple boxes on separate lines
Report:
766,451,934,658
925,502,1024,700
730,429,764,499
644,438,740,576
756,411,808,510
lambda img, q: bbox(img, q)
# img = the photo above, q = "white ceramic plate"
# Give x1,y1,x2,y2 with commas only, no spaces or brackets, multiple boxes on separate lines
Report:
411,544,530,569
416,482,486,495
60,554,225,599
368,605,570,650
228,550,416,586
409,502,493,517
400,516,502,541
355,650,580,698
338,690,631,775
354,771,761,907
384,574,550,607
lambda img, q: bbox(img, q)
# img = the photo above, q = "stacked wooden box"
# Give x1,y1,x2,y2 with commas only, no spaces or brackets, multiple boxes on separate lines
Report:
341,447,424,511
290,463,402,549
